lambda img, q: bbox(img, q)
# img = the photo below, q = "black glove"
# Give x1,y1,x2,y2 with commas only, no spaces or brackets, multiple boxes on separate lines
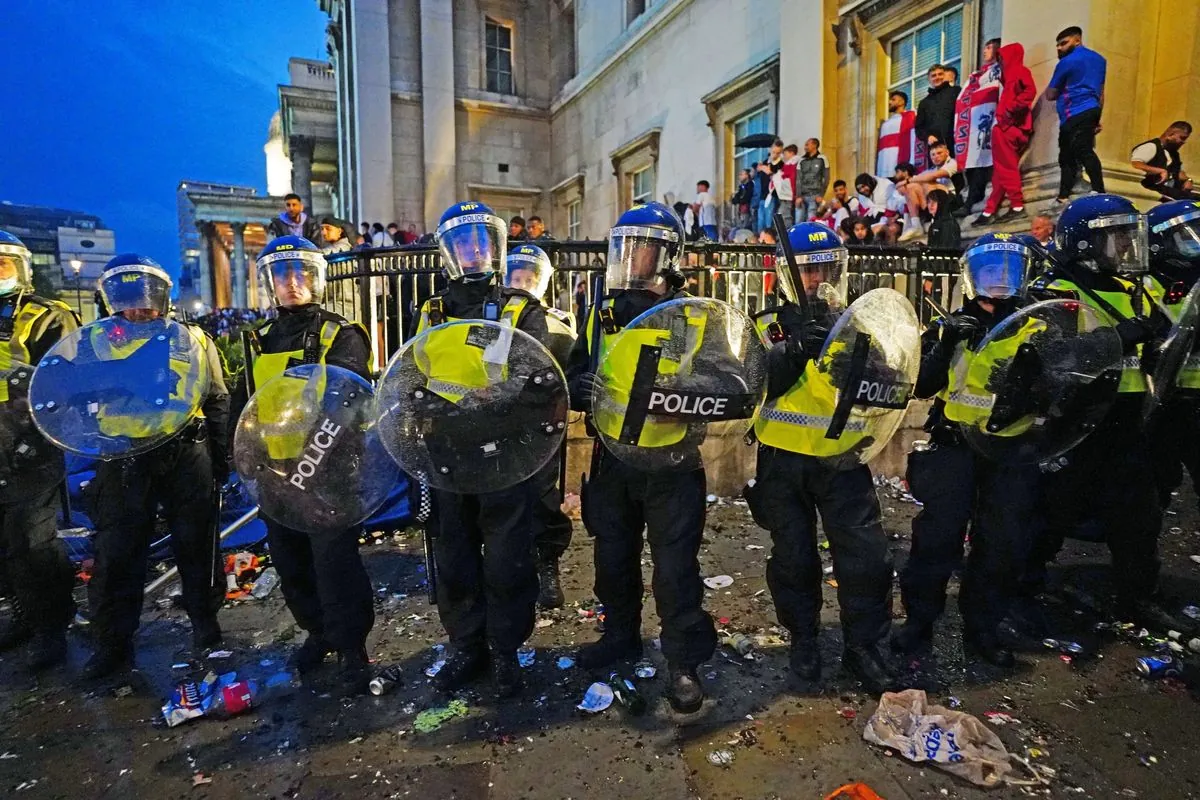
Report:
1116,316,1156,348
939,313,985,348
571,371,598,413
211,454,231,487
786,319,832,363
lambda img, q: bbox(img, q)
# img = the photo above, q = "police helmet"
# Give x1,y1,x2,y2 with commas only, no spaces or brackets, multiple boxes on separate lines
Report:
960,232,1036,300
257,235,327,308
1147,199,1200,283
606,202,686,292
506,243,553,300
1055,194,1148,275
777,222,848,310
436,201,507,282
0,230,33,297
98,254,173,317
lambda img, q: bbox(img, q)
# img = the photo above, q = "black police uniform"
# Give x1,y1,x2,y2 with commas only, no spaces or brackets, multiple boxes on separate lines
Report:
1145,272,1200,511
0,294,79,666
421,280,549,675
88,325,229,668
565,288,718,673
897,299,1041,658
236,304,376,670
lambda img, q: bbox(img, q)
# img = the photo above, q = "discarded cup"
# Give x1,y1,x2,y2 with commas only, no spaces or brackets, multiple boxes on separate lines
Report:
707,749,734,767
517,647,536,668
577,682,614,713
703,575,734,590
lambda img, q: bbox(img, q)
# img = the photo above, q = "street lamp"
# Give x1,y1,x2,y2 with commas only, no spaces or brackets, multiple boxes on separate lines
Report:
69,259,83,319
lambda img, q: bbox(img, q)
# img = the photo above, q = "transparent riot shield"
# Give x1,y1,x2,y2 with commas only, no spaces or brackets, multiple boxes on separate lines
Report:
375,320,568,494
1144,280,1200,420
233,363,397,534
814,288,921,471
29,317,209,460
950,299,1123,464
592,297,766,472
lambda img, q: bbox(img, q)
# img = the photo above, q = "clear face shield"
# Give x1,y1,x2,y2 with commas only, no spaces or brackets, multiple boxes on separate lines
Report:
775,247,849,311
437,213,507,281
0,248,30,296
606,226,679,293
960,241,1033,300
258,250,327,308
1154,209,1200,261
100,266,173,318
505,251,552,299
1084,213,1149,275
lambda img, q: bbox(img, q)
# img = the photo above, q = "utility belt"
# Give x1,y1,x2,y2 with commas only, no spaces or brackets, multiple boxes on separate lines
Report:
928,425,965,448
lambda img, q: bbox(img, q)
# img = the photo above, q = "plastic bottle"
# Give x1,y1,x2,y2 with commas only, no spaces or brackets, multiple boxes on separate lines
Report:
208,678,259,719
723,634,754,656
250,567,280,599
607,672,647,715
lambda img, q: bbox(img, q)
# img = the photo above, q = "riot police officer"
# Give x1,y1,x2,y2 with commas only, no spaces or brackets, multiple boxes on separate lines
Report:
744,222,897,693
505,243,575,609
84,255,229,679
0,230,79,671
237,235,375,695
1022,194,1180,631
1144,199,1200,509
565,202,716,714
893,233,1041,667
414,202,551,699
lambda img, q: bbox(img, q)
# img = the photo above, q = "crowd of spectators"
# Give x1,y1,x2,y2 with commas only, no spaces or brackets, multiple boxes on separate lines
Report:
191,307,267,338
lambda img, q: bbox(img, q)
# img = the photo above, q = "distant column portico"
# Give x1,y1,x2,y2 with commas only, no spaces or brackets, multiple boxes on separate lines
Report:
187,191,284,309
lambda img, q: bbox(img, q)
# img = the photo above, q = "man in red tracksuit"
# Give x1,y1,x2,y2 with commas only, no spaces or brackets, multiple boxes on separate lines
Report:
974,43,1037,227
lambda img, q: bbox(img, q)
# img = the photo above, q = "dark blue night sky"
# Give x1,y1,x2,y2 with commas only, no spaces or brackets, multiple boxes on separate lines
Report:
0,0,328,272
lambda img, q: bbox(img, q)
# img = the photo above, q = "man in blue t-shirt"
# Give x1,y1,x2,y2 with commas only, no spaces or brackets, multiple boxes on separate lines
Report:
1045,26,1107,205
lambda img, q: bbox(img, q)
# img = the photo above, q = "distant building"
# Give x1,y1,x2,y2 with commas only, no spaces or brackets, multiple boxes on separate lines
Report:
0,200,116,321
177,181,257,305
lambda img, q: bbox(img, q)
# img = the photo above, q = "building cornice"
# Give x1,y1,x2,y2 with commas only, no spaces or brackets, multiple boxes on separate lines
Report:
279,84,337,113
456,94,550,119
700,54,781,109
609,127,662,166
465,182,544,197
549,172,586,195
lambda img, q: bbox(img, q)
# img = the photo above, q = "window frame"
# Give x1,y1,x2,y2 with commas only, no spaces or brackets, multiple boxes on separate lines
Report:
630,165,655,205
484,17,516,95
625,0,648,28
731,104,772,180
567,200,581,240
886,5,964,112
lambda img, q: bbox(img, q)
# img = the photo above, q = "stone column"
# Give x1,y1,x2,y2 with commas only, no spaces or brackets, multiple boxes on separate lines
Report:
196,222,214,309
231,222,248,308
290,136,316,210
421,0,457,229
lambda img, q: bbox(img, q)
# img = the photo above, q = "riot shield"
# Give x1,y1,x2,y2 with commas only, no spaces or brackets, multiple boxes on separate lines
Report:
375,320,568,494
951,299,1122,464
1144,279,1200,420
29,317,209,460
233,363,397,534
814,288,921,471
592,298,766,472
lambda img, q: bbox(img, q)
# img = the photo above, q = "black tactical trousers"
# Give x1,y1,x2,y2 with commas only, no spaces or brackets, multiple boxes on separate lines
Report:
433,482,538,654
0,486,74,633
532,456,573,564
581,444,716,669
90,439,222,646
746,445,893,649
901,440,1040,636
1148,399,1200,510
266,520,374,653
1026,398,1161,604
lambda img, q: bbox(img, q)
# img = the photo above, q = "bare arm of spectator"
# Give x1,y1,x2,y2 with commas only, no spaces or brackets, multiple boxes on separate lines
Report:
1131,141,1169,184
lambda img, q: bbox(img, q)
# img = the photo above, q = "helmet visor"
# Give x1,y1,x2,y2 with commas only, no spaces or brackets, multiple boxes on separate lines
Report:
775,248,849,310
100,265,172,316
1085,213,1149,274
505,251,552,299
961,240,1033,299
1154,209,1200,260
258,249,327,307
437,213,506,280
605,225,678,292
0,244,31,293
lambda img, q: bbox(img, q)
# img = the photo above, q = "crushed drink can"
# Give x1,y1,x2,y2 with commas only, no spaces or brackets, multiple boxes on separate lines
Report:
369,665,403,696
1136,655,1183,679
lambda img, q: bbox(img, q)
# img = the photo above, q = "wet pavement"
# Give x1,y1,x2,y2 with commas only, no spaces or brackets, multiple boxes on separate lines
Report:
4,481,1200,799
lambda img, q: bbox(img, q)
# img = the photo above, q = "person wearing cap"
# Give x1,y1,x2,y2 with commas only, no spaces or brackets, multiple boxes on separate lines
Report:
318,217,355,255
84,254,230,680
0,230,80,672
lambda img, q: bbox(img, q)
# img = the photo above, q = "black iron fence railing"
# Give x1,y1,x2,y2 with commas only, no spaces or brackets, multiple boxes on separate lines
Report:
325,241,963,365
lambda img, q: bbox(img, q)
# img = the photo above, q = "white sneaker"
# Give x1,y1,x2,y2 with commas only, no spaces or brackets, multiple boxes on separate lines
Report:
898,223,923,242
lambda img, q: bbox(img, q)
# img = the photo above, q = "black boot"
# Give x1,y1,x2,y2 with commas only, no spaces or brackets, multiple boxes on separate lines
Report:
666,665,704,713
843,644,899,694
433,646,489,692
576,633,642,670
82,642,133,681
289,635,333,674
191,617,223,653
890,619,934,655
788,640,821,683
0,611,32,652
964,631,1016,668
27,629,68,672
1005,596,1050,639
492,650,522,699
337,648,371,696
537,560,565,609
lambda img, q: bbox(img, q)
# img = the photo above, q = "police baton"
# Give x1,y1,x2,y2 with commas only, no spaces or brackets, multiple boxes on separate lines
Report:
773,213,811,320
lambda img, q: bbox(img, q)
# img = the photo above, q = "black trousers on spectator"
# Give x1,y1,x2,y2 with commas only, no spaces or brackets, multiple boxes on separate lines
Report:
267,520,374,654
532,456,572,564
964,167,992,210
900,440,1040,637
0,485,74,635
581,443,716,669
90,439,222,647
433,483,538,655
1024,398,1160,606
745,446,893,649
1057,107,1105,199
1149,399,1200,510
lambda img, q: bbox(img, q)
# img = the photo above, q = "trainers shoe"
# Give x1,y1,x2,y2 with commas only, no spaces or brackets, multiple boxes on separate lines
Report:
998,207,1027,222
536,560,565,609
576,633,642,670
898,224,923,243
970,213,994,228
666,665,704,713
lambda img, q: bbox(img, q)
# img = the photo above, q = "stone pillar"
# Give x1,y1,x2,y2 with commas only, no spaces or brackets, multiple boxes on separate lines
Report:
231,222,248,309
290,136,316,210
421,0,457,229
779,0,827,164
196,223,214,309
351,0,395,224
